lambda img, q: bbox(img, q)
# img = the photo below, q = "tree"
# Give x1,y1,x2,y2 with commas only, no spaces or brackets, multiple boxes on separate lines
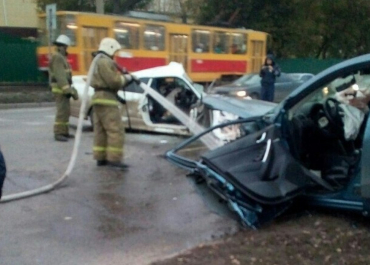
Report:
177,0,202,23
35,0,95,12
35,0,150,13
195,0,370,59
142,0,202,23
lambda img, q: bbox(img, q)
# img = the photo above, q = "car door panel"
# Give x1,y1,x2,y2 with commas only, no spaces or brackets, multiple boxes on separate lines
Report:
361,114,370,198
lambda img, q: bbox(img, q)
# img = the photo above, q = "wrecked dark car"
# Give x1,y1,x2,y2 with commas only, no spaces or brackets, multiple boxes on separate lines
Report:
167,54,370,228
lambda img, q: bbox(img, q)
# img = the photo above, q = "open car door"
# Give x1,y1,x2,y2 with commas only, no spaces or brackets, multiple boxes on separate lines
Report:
166,118,332,228
118,80,148,130
138,76,201,135
361,114,370,198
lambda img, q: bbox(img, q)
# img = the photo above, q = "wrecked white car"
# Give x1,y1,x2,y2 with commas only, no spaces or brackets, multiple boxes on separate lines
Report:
71,62,275,141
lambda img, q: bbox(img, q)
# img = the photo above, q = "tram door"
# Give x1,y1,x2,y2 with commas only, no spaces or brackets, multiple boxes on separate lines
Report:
82,27,108,72
251,40,264,73
169,34,188,72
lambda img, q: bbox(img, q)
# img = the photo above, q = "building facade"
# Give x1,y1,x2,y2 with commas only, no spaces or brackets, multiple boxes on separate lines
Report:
0,0,38,28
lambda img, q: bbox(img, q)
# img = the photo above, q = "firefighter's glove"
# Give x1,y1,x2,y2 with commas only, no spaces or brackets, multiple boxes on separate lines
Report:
63,86,73,98
123,74,140,85
71,86,79,100
63,86,79,100
131,74,140,84
116,95,126,104
123,74,132,83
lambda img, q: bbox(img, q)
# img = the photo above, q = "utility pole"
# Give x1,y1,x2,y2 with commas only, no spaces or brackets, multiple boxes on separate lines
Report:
96,0,104,14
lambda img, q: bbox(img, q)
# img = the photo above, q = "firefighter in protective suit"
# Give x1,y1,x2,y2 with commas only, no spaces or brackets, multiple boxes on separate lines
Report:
49,34,79,142
91,38,135,169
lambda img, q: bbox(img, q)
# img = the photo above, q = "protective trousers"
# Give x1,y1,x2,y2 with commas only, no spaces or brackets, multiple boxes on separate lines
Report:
54,94,70,135
93,105,124,162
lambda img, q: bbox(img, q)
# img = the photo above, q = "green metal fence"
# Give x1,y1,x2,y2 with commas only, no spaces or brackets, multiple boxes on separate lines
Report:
0,32,46,83
275,58,344,75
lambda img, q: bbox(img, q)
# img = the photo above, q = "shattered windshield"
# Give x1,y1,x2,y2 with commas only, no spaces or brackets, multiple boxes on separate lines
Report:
289,70,370,115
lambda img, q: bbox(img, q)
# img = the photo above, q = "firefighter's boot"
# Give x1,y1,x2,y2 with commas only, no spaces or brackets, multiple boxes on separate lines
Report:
55,134,69,142
97,160,108,166
107,161,129,170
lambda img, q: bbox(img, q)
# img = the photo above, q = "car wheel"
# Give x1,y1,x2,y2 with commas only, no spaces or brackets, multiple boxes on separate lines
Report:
250,92,260,99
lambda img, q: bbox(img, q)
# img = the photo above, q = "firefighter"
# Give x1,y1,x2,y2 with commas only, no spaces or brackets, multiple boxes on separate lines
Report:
90,37,135,170
49,34,78,142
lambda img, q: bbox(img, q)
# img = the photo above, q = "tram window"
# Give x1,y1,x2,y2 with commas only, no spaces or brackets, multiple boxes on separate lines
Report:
192,29,210,53
213,32,229,54
38,15,77,46
58,15,77,46
114,22,140,49
231,33,247,54
144,25,165,51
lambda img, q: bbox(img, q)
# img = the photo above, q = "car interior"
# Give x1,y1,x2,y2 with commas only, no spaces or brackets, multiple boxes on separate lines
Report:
285,70,370,189
195,69,370,204
147,77,198,124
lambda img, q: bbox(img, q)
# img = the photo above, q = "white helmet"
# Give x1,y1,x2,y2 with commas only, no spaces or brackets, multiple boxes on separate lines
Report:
54,34,71,46
98,38,121,56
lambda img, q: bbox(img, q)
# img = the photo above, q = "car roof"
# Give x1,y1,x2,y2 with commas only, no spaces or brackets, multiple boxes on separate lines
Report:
72,62,188,83
133,62,186,79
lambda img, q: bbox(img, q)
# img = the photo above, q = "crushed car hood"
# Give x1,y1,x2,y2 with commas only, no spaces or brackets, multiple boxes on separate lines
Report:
213,84,260,93
203,95,276,118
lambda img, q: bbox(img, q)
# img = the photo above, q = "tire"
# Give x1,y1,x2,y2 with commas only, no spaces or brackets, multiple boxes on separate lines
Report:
250,92,260,100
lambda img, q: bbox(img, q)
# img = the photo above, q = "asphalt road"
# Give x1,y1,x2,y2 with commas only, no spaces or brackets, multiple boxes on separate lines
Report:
0,107,238,265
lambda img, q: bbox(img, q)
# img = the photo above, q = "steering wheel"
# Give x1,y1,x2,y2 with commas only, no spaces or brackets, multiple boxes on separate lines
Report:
322,97,344,134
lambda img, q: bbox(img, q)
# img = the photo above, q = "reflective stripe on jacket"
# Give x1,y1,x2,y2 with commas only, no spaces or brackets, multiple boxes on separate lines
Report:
91,54,129,106
91,98,119,106
51,84,71,95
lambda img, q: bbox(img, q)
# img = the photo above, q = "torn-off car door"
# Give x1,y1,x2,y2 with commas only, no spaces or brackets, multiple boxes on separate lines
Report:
199,123,332,227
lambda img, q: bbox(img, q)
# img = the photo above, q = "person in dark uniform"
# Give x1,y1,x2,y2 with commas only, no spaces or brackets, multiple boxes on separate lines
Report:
259,54,281,102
